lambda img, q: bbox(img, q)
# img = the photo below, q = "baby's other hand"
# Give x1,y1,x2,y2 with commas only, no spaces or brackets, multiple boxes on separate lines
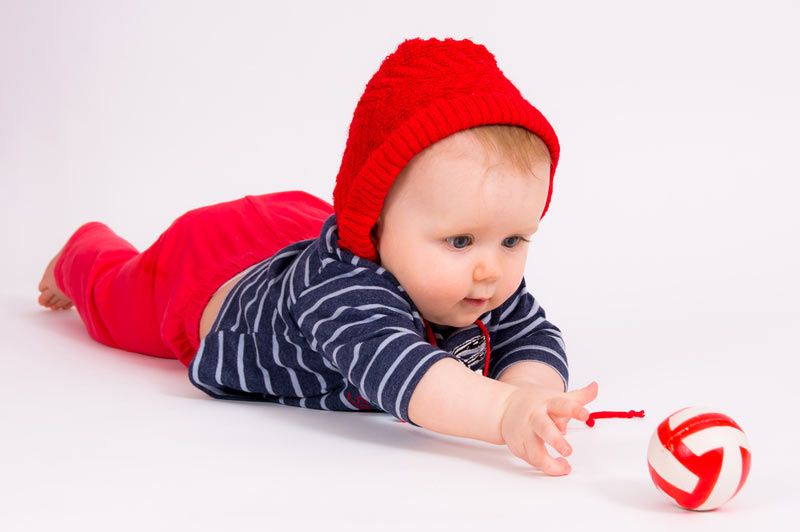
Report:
499,381,599,475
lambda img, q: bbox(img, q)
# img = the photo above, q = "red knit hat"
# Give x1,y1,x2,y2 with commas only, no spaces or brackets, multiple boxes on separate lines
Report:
333,37,561,261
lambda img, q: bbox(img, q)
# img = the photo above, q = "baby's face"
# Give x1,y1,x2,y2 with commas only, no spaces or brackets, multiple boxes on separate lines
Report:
372,130,551,328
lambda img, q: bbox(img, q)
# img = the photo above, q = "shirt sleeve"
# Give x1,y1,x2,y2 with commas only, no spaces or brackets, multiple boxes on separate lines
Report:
291,264,455,425
487,278,569,391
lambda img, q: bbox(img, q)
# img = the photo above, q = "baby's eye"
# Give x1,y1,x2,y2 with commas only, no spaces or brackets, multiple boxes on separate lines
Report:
503,236,526,248
446,235,473,249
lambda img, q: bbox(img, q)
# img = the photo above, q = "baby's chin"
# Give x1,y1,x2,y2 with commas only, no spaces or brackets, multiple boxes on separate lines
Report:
426,308,490,329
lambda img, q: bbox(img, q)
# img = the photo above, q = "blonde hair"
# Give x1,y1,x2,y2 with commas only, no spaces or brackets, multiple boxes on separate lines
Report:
370,125,552,250
467,124,552,179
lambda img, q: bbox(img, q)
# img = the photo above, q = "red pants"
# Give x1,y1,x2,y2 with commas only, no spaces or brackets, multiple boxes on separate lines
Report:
54,191,334,367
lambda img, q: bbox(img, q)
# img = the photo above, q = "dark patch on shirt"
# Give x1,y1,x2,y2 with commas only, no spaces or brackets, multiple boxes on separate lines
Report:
451,335,486,373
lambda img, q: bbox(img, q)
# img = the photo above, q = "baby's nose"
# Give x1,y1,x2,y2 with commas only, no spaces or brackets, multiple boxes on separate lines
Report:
473,256,501,282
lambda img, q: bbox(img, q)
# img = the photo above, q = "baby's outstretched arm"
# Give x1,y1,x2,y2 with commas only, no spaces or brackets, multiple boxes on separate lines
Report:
408,358,598,475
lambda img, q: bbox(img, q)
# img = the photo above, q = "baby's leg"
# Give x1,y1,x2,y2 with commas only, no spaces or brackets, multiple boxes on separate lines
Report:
39,191,335,367
40,221,177,360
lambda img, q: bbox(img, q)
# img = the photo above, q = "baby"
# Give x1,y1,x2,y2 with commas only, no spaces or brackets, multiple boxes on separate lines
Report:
37,37,598,476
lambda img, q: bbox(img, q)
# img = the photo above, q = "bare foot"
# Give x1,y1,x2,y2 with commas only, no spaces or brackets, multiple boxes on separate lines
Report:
38,247,73,310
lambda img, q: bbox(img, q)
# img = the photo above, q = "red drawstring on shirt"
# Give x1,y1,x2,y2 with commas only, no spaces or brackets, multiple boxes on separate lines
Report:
585,410,645,427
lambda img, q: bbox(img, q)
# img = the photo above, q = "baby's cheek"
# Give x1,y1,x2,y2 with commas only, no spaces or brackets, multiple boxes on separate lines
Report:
408,252,468,300
423,263,458,287
431,276,469,308
409,273,450,306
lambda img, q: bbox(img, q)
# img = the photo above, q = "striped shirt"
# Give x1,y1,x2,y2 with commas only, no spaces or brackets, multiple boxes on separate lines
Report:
188,214,568,425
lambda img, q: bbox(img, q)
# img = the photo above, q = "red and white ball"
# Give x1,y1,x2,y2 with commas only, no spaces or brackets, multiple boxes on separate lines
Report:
647,407,751,511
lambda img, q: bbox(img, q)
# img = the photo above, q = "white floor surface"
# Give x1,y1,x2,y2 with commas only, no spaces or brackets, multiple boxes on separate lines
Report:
2,1,799,530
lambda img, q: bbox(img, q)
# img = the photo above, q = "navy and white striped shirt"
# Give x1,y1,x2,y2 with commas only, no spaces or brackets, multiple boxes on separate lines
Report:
188,214,568,425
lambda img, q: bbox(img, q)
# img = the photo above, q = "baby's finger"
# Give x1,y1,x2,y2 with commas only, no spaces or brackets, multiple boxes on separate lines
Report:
564,381,599,405
533,415,572,457
547,396,590,422
553,415,568,434
525,437,571,476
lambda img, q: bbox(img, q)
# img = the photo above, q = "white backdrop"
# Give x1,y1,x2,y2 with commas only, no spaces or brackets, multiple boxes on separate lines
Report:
2,1,798,530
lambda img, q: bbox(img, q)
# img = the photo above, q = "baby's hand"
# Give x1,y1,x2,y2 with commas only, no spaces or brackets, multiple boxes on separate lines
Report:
499,381,599,475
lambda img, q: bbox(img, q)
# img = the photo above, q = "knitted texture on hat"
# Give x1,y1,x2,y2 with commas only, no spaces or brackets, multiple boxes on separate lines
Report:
333,37,561,261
